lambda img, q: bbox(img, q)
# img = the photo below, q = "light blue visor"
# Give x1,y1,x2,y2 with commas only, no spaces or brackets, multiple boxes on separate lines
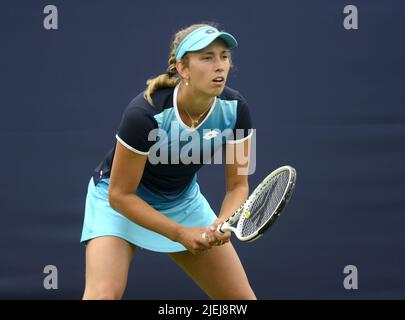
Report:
175,26,238,61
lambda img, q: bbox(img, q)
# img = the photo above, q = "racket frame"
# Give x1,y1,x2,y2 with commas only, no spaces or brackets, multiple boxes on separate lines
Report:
217,165,297,242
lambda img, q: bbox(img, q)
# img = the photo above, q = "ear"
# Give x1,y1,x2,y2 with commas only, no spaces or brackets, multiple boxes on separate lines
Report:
176,60,189,80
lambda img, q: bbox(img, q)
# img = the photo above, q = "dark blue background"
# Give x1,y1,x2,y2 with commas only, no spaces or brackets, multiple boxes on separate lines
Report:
1,0,404,299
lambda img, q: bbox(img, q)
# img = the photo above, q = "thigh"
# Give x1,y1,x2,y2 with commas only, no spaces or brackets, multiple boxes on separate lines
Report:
168,242,256,300
83,236,137,300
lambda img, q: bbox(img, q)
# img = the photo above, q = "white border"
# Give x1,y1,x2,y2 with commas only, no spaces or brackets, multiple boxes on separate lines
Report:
116,134,149,155
226,130,253,144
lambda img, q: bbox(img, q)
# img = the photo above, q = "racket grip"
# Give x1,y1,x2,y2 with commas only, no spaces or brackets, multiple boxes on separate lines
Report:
217,221,231,233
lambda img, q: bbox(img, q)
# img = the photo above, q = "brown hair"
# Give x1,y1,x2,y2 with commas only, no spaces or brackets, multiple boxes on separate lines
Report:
144,23,221,106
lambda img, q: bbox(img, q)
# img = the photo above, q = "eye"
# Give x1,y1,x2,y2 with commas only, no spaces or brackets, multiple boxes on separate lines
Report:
202,56,212,60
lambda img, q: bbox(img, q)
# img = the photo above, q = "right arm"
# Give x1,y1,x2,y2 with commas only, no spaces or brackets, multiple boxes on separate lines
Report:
108,141,212,254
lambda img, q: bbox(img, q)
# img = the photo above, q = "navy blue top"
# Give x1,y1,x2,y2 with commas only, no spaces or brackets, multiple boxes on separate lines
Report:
92,84,252,195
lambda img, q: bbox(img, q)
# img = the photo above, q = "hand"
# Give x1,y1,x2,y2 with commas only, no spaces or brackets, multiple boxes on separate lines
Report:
202,218,231,247
175,226,213,255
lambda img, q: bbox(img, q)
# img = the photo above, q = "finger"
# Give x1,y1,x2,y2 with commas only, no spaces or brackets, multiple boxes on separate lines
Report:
203,230,220,245
212,240,224,246
199,236,214,249
219,238,231,246
209,218,224,232
220,232,231,241
201,232,216,246
210,230,231,242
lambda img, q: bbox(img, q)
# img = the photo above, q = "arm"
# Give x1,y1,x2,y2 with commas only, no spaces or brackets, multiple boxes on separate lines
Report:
218,138,251,221
205,138,251,244
218,93,252,220
108,141,212,254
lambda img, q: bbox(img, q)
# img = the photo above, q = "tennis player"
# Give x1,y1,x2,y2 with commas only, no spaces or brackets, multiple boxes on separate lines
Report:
81,23,256,300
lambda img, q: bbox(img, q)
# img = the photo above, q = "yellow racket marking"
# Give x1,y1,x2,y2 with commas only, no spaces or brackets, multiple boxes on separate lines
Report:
245,211,251,218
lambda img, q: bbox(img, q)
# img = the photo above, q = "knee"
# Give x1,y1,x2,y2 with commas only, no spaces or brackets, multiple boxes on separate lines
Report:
82,284,124,300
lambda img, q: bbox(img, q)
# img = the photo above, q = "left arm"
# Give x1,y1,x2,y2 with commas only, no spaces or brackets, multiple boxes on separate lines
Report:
218,94,252,221
207,93,253,245
218,139,251,221
206,138,251,245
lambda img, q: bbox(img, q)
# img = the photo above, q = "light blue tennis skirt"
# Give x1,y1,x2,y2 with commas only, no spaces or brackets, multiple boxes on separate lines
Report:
80,176,217,253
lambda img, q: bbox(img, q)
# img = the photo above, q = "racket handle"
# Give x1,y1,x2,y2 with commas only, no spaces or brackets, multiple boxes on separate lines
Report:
217,221,231,233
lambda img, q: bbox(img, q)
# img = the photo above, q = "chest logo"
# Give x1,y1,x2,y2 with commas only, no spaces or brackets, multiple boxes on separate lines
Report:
203,130,220,140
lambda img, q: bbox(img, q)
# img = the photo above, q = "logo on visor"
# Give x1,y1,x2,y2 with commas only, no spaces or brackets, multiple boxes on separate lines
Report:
205,29,216,34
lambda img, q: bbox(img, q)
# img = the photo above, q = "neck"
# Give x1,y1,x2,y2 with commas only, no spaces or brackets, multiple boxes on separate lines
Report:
177,83,214,118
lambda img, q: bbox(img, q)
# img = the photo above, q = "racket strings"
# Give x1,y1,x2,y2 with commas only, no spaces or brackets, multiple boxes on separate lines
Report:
240,171,290,237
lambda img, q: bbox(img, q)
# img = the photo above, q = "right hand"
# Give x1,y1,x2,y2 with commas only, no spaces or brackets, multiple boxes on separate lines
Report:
175,226,213,255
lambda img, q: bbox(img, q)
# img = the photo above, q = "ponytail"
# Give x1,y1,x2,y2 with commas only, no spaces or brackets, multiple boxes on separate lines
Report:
144,74,178,106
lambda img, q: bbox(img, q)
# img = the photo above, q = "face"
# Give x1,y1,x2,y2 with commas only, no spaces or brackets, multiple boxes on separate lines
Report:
179,39,231,97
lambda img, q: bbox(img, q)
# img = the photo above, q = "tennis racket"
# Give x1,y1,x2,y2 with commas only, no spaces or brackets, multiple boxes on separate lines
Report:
217,165,297,242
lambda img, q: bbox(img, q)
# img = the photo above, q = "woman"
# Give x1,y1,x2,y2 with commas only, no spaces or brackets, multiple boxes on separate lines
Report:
81,23,256,300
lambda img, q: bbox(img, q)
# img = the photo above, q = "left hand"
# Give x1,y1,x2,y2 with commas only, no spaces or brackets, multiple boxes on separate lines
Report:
202,218,231,246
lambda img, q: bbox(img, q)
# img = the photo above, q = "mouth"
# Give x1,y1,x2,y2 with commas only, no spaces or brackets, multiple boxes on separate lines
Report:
212,76,225,84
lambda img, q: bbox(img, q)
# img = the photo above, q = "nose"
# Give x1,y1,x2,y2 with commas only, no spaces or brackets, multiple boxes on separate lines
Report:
214,56,225,72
